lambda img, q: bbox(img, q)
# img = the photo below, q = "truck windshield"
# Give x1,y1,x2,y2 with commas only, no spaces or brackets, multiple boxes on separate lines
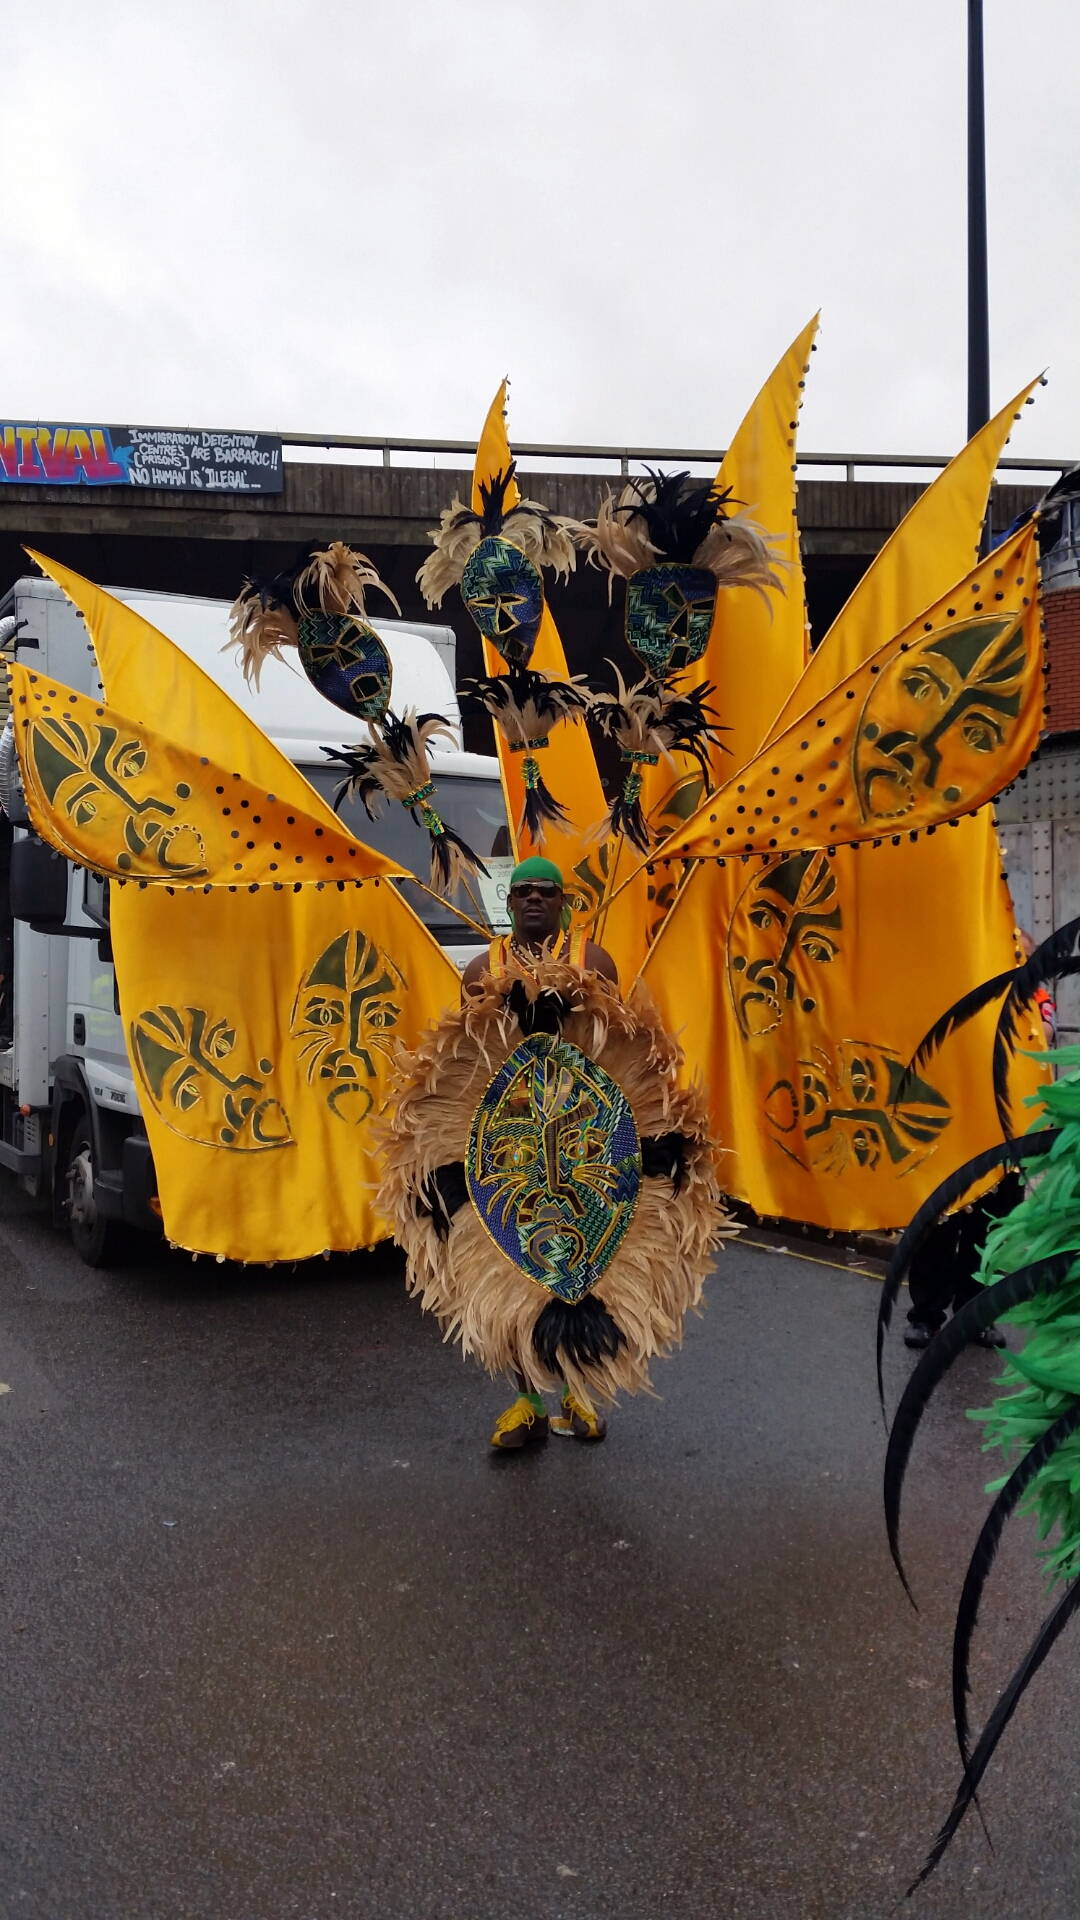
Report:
301,762,509,939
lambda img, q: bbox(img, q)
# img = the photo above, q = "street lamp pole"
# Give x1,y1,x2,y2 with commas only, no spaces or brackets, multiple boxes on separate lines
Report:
967,0,990,440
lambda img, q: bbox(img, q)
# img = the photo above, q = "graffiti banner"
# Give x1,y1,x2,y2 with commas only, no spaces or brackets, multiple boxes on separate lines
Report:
0,423,283,493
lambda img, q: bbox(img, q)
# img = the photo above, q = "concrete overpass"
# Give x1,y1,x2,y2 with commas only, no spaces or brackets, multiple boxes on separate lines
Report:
0,440,1058,753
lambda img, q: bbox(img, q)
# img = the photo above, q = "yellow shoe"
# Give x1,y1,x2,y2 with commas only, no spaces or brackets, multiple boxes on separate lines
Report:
490,1396,550,1451
550,1389,607,1442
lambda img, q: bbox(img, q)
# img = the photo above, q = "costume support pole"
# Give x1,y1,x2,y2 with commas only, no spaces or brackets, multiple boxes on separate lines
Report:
968,0,992,552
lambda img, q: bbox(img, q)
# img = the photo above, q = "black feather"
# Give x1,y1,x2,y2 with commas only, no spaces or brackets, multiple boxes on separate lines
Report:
463,668,591,731
428,821,490,888
532,1294,627,1374
621,469,735,563
910,1576,1080,1895
326,745,385,821
994,953,1080,1137
657,681,730,775
506,980,572,1036
521,768,570,842
641,1132,692,1192
1004,915,1080,1012
876,1130,1061,1416
606,778,651,854
417,1162,469,1240
905,970,1016,1078
883,1252,1078,1605
903,917,1080,1119
476,465,521,535
952,1400,1080,1768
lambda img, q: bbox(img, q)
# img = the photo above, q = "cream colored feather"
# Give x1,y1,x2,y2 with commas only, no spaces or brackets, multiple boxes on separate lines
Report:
378,955,734,1407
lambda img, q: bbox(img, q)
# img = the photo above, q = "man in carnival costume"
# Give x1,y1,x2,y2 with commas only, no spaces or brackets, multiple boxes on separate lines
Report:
380,853,728,1454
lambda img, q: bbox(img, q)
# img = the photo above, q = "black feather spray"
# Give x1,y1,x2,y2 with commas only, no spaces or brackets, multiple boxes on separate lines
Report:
883,1252,1079,1605
876,1130,1062,1415
622,469,736,562
952,1400,1080,1769
910,1577,1080,1894
532,1294,627,1374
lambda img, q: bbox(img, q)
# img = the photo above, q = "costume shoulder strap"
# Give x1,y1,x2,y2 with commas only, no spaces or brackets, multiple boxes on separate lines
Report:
569,927,589,968
488,935,509,978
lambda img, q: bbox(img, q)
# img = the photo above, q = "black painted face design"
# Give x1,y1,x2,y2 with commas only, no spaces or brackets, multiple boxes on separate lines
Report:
727,851,842,1038
853,615,1026,822
291,930,405,1123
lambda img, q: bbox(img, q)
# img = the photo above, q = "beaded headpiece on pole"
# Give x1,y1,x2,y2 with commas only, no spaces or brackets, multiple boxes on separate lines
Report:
228,543,485,895
417,441,589,845
571,471,787,850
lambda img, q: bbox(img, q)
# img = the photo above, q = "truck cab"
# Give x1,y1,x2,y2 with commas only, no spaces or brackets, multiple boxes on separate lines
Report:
0,577,509,1261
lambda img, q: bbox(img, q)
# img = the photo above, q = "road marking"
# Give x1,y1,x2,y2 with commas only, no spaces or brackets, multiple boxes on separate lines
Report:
740,1237,886,1282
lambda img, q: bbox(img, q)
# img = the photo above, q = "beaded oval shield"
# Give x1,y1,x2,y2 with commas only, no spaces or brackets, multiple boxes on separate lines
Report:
460,535,544,669
625,562,717,677
296,612,394,721
466,1034,641,1302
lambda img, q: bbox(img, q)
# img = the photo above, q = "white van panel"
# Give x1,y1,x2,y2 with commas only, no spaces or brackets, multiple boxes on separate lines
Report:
113,589,463,753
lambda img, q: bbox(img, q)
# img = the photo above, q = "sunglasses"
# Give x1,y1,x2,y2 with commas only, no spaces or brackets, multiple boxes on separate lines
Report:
508,882,562,900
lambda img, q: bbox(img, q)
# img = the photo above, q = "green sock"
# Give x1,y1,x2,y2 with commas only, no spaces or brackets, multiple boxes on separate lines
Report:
519,1390,546,1416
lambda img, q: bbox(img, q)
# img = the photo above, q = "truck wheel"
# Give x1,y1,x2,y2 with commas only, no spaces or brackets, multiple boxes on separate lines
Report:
66,1114,125,1267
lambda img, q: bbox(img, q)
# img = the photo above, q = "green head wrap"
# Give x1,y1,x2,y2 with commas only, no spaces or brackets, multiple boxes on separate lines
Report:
509,856,564,889
507,855,571,930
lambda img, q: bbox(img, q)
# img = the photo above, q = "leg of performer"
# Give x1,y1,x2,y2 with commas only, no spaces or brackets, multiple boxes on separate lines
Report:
904,1214,960,1348
489,1369,550,1452
948,1175,1022,1350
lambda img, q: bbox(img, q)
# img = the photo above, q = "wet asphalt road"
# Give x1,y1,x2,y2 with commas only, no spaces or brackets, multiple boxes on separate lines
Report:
1,1185,1079,1920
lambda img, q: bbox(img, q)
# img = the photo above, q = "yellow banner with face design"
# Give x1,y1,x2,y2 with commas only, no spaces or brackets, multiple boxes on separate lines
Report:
640,527,1048,1228
108,878,451,1259
16,559,461,1261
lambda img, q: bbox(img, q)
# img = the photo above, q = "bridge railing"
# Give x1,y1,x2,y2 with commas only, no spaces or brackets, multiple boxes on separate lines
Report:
273,430,1075,483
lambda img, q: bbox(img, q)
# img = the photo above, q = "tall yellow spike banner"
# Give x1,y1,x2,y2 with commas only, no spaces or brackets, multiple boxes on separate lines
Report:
19,560,460,1261
469,385,612,921
642,522,1049,1229
600,319,818,978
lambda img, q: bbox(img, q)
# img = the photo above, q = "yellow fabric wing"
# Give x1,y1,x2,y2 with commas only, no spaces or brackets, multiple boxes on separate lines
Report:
11,664,391,886
17,558,461,1260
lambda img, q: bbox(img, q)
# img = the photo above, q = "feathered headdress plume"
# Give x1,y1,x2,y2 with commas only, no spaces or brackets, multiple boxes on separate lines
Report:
418,463,591,848
590,670,727,853
324,710,488,897
563,468,774,852
229,541,401,690
462,667,593,846
569,470,788,604
230,543,485,897
416,466,577,608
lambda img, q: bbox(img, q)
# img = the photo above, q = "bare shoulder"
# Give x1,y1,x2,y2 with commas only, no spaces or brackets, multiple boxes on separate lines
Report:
584,939,619,988
460,951,489,1000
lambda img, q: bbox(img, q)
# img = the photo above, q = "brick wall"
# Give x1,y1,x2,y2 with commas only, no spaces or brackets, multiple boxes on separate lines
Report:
1046,585,1080,733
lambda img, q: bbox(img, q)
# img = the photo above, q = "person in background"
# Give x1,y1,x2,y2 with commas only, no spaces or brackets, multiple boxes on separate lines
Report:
1020,928,1057,1044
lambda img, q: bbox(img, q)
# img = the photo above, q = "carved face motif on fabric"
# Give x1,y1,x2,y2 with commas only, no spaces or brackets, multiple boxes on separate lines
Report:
625,564,716,678
853,614,1026,822
130,1006,293,1151
467,1035,641,1302
763,1040,951,1178
290,930,405,1123
296,612,393,722
26,709,207,877
459,536,544,668
727,852,842,1039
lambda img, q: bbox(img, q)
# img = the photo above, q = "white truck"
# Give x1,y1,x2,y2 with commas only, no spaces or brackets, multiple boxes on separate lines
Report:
0,576,508,1262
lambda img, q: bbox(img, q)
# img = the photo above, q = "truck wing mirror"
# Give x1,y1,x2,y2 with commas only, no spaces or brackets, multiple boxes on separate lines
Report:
11,836,69,927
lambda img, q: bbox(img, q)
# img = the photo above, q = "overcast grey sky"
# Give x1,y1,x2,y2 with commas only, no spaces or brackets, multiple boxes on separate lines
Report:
2,0,1077,464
